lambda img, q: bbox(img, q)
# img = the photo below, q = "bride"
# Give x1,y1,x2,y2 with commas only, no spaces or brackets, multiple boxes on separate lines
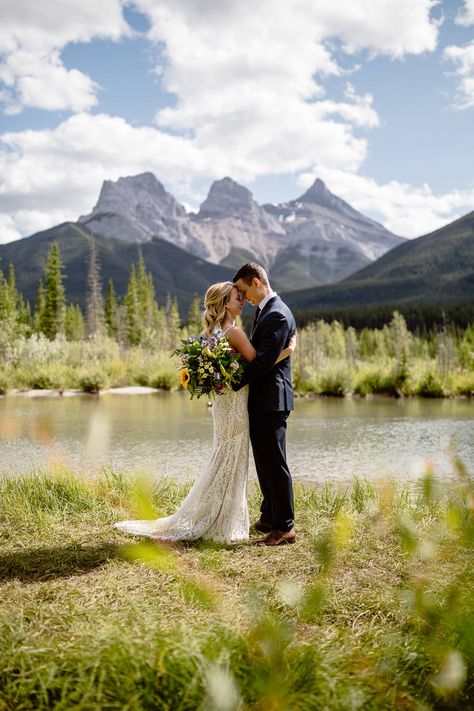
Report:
113,281,295,544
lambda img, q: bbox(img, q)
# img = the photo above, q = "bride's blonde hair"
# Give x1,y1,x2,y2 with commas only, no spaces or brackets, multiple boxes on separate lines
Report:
202,281,235,336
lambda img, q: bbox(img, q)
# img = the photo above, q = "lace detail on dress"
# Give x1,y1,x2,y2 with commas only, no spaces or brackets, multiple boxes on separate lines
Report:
114,386,250,543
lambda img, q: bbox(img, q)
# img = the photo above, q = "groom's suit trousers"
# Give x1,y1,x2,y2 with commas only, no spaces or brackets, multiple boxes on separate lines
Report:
249,409,294,532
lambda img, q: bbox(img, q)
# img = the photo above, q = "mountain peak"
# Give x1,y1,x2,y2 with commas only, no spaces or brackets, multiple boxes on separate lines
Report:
198,177,255,218
77,171,193,247
298,178,341,207
294,177,373,224
97,172,168,203
79,172,184,221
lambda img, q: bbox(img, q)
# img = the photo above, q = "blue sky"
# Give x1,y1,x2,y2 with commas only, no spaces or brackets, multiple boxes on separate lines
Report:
0,0,473,242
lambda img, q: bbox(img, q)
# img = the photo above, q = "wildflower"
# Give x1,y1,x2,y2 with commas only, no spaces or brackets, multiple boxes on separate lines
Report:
179,368,190,386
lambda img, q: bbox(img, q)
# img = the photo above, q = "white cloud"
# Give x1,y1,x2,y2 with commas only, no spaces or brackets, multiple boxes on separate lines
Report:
126,0,436,186
456,0,474,26
444,41,474,109
0,0,446,239
0,49,99,114
0,0,129,114
0,112,208,235
308,0,440,57
313,83,380,128
0,213,22,243
139,0,437,140
298,167,474,237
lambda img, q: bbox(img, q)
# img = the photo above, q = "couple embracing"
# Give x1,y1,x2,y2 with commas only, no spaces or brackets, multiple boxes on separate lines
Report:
115,262,297,547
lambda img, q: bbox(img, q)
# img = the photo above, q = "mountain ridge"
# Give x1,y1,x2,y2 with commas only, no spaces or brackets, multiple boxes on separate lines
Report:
76,172,405,285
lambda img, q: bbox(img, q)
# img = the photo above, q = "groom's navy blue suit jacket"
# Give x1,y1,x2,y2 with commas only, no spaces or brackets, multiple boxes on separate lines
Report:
236,295,296,412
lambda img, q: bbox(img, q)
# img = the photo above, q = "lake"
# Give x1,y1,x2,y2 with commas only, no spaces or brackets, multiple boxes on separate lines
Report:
0,392,473,485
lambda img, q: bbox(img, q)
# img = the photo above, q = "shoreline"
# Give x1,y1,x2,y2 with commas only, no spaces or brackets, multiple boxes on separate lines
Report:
0,386,472,400
1,385,163,398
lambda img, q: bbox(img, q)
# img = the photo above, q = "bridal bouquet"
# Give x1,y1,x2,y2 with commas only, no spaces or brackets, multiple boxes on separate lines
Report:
174,333,244,399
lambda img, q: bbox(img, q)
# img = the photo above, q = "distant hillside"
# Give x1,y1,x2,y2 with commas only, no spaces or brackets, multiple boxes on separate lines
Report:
282,210,474,312
0,222,234,315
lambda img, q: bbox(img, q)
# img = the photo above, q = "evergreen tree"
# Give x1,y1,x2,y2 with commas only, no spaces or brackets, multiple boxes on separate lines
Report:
165,293,181,350
124,264,142,346
136,252,150,328
34,280,46,332
154,303,168,351
104,278,118,338
41,242,66,339
86,241,104,337
0,265,17,323
17,297,32,333
65,304,86,341
345,326,359,366
136,253,162,336
385,311,410,363
0,263,29,356
187,294,202,335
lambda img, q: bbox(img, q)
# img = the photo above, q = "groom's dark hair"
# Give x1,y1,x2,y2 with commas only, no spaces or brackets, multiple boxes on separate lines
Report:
233,262,269,286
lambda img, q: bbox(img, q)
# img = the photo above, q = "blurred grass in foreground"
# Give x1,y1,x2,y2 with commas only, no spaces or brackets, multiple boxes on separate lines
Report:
0,462,473,710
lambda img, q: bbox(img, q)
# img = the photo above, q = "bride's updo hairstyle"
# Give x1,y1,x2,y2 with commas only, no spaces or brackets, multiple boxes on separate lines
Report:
202,281,235,336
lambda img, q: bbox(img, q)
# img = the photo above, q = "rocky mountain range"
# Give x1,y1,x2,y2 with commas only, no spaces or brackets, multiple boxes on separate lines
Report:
78,172,405,287
1,186,472,320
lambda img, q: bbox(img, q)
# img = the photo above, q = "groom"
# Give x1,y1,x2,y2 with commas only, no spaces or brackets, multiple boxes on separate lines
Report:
233,262,297,546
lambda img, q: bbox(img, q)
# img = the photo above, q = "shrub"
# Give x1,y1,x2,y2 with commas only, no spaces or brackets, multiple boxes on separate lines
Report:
354,364,412,397
454,372,474,397
0,374,9,395
150,371,175,391
131,370,151,387
17,366,66,391
78,370,108,394
317,369,351,396
415,371,445,398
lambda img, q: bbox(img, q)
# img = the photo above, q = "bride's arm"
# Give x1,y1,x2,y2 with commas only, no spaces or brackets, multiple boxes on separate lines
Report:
225,327,296,364
275,332,297,364
225,327,256,362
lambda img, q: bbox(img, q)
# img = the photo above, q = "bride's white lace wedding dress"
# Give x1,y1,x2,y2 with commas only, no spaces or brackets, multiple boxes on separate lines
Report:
114,385,250,543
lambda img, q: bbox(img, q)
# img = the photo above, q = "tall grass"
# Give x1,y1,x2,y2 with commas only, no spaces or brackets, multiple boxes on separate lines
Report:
0,463,472,709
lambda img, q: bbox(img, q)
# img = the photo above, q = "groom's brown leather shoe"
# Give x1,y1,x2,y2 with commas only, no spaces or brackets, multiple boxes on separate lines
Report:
252,519,274,534
260,528,296,546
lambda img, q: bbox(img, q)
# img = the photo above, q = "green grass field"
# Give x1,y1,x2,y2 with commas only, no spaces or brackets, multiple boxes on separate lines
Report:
0,466,473,709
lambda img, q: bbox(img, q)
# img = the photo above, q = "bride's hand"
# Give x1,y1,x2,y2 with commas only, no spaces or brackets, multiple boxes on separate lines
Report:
275,331,297,364
287,333,297,354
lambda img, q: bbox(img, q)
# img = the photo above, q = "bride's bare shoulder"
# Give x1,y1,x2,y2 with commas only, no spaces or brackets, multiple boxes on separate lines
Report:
225,326,255,361
223,324,244,336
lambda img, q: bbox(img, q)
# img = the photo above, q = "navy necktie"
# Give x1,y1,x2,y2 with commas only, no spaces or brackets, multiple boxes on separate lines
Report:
251,306,261,337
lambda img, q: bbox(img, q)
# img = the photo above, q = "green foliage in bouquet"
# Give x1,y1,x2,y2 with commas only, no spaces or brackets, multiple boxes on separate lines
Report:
174,333,244,399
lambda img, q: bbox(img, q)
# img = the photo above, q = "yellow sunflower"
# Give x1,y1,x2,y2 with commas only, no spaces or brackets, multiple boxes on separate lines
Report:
179,368,190,386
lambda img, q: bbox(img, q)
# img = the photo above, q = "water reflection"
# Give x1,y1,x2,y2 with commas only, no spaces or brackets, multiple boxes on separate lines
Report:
0,392,473,484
